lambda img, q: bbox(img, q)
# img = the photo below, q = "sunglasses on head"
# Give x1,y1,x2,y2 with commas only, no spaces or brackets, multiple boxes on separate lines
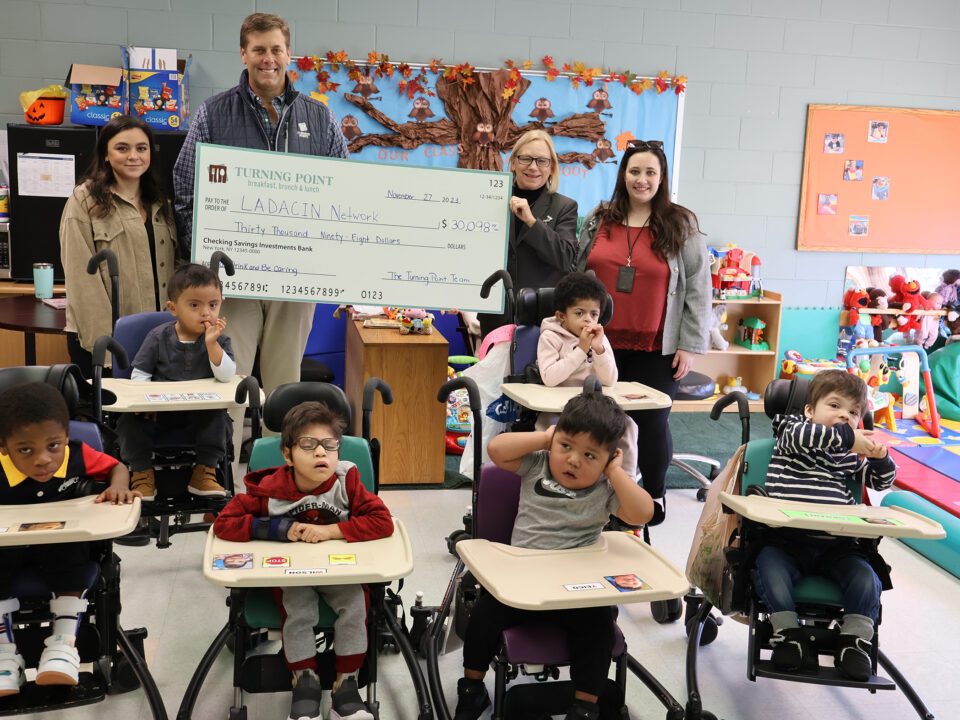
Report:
626,139,664,151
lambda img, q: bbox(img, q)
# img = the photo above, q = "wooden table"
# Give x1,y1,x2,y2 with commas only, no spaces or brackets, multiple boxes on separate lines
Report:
456,531,690,611
0,295,68,366
345,320,448,485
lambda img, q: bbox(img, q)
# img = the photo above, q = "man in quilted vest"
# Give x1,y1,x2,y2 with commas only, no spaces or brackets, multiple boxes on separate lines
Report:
173,13,349,416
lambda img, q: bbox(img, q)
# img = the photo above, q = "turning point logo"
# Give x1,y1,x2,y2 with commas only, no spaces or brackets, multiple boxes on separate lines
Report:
208,164,227,183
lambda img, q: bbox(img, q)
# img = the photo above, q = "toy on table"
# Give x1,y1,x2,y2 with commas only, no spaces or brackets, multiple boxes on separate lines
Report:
850,346,897,431
709,304,729,351
398,308,435,334
779,350,847,380
709,244,763,300
734,316,769,351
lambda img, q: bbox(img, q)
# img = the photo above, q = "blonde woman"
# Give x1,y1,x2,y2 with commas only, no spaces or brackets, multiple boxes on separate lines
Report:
478,130,578,337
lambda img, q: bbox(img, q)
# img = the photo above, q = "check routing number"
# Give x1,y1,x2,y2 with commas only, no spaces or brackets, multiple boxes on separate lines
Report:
191,143,512,311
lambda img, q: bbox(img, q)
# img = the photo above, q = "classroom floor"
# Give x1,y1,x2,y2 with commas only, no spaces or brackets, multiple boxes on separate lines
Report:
10,471,960,720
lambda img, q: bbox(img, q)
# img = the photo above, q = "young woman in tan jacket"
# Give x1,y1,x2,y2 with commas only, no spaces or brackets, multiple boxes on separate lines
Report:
60,115,177,376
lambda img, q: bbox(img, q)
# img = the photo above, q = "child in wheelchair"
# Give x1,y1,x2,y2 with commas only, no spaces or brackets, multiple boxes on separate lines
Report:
757,369,895,681
536,271,645,511
213,400,393,720
0,383,138,695
454,392,653,720
117,262,235,501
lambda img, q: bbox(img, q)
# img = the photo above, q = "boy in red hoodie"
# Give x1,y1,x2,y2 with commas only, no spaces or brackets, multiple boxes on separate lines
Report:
214,401,393,720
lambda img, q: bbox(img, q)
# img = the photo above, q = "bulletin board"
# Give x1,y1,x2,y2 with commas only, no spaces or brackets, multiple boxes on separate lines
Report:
797,104,960,254
288,60,685,215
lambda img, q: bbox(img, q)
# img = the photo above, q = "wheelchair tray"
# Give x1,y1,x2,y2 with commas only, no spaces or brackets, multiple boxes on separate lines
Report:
0,495,141,546
719,492,946,539
456,531,690,611
101,376,264,412
202,519,414,587
499,381,672,413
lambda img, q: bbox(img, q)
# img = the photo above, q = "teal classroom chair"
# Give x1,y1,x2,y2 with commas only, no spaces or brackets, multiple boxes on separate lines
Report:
177,380,432,720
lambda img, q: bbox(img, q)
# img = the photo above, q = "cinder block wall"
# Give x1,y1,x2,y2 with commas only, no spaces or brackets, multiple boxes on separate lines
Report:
3,0,959,306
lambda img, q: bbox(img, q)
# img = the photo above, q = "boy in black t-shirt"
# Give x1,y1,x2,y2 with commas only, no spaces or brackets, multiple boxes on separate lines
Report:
0,382,137,695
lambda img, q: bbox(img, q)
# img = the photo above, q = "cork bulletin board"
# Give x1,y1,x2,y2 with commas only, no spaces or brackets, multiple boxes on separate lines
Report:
797,104,960,254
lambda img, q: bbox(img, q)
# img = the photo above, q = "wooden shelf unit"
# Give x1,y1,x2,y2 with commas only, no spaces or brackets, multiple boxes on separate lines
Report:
673,291,782,413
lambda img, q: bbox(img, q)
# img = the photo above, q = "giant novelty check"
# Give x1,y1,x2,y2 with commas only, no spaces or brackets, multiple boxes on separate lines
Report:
191,143,512,311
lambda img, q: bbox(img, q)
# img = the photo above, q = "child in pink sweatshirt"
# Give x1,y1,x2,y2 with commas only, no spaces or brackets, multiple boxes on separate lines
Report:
536,272,639,482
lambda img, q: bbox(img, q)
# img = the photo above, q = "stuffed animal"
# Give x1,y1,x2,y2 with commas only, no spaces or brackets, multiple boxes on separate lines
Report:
918,291,944,349
709,304,729,351
398,308,434,334
866,287,889,342
843,288,870,326
943,302,960,345
935,269,960,307
888,275,931,334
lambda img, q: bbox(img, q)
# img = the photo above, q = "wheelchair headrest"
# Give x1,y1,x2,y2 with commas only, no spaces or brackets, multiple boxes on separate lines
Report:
515,287,614,327
763,377,810,418
0,364,87,417
263,382,353,433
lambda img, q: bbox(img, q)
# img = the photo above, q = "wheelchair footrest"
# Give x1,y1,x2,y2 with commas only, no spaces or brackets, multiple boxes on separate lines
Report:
754,659,896,691
0,672,106,716
239,649,370,694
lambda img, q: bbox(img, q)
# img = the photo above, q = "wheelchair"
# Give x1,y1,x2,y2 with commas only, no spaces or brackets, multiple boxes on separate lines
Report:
0,364,166,719
177,378,431,720
87,249,258,548
683,376,938,720
425,375,691,720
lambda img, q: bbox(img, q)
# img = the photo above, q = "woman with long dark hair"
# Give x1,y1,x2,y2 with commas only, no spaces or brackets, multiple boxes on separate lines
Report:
576,140,710,517
60,115,176,376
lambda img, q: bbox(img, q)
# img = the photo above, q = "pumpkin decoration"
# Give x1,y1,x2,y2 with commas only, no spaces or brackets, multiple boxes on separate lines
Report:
19,86,68,125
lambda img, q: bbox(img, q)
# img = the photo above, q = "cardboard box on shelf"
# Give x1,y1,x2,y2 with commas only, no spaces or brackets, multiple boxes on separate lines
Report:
64,64,127,126
123,47,192,131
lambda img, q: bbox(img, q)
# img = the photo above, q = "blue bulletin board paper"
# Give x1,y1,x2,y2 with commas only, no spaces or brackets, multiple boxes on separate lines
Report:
289,63,684,216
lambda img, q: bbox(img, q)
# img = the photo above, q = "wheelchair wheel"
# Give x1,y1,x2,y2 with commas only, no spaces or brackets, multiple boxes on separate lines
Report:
686,614,719,646
228,707,247,720
650,598,683,624
696,487,708,502
446,529,471,557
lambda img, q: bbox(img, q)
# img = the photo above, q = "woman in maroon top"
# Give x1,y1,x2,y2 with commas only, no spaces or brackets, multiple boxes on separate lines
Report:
575,141,710,519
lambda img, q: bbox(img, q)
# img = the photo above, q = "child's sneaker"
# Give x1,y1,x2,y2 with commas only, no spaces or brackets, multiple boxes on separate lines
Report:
770,626,811,671
564,699,600,720
835,634,872,681
330,675,374,720
0,644,25,696
130,469,156,501
288,669,322,720
35,634,80,686
188,464,226,497
453,677,490,720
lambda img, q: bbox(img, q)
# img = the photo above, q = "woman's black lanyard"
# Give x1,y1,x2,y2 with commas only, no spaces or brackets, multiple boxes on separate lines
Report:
616,222,645,293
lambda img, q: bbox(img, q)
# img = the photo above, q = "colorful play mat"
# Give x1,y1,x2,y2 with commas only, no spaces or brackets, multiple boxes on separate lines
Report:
872,416,960,580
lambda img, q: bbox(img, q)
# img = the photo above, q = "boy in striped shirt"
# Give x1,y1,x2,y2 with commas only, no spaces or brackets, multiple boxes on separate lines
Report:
754,370,895,681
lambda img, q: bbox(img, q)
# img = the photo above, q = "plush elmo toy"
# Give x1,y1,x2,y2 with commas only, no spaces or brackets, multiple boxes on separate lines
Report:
843,288,870,326
889,275,931,333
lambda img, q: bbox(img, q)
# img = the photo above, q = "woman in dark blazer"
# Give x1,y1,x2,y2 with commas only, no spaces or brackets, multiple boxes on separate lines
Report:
478,129,578,337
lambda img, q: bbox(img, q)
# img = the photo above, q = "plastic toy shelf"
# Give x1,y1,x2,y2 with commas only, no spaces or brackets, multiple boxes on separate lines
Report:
455,531,690,611
719,492,946,540
201,520,414,588
0,495,141,546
